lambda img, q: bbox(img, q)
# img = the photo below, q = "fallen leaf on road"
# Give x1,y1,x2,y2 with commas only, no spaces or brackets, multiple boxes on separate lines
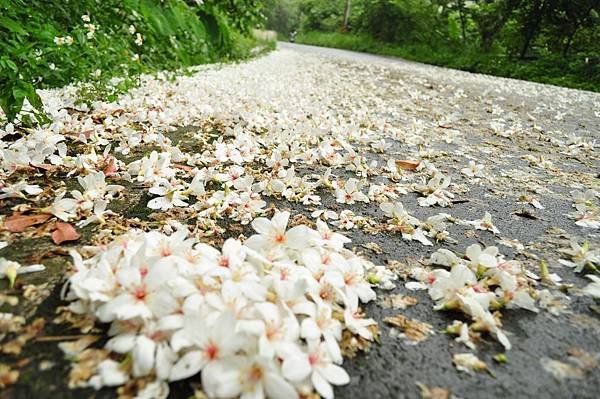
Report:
52,222,81,244
174,163,194,172
396,160,420,171
3,213,51,233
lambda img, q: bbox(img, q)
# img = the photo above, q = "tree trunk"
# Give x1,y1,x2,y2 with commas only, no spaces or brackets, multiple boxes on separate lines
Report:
563,28,577,57
519,0,549,59
457,0,467,44
343,0,351,32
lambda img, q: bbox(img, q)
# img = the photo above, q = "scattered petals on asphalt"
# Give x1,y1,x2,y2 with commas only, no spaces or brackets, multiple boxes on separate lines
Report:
0,44,599,397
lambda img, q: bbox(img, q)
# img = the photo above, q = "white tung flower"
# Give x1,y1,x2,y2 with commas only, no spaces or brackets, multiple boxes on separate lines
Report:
558,239,599,273
466,212,500,234
245,211,308,252
148,180,189,211
335,178,369,204
461,160,484,178
282,341,350,399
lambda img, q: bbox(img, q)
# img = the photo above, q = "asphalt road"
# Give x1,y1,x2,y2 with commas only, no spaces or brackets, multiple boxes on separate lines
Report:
277,42,600,399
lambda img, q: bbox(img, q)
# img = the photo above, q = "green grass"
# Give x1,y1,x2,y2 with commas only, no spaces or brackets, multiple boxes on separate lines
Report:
296,31,600,93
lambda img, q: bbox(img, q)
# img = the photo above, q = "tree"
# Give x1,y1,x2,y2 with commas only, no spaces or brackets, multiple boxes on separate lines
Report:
517,0,552,58
343,0,351,31
471,0,523,52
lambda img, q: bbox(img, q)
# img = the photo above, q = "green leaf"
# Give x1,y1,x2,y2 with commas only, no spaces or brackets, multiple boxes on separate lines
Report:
0,16,28,35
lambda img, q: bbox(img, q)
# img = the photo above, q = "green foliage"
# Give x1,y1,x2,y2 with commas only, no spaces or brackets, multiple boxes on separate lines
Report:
357,0,442,44
263,0,300,35
297,0,348,32
0,0,265,124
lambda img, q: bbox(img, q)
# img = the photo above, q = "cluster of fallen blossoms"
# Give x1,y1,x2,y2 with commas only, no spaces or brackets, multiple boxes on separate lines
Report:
65,212,394,398
407,244,539,350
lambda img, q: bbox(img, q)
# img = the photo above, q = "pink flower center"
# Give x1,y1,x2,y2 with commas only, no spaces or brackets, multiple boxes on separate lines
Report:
280,269,289,280
134,287,147,301
344,274,355,285
249,366,263,382
274,233,285,244
319,287,332,301
206,344,219,360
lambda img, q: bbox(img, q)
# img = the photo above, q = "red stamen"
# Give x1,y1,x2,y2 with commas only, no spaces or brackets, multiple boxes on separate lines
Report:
134,287,147,301
206,344,219,360
274,233,285,244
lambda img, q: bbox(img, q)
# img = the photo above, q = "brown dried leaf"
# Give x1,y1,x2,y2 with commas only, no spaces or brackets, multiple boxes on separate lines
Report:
567,347,599,370
3,213,51,233
30,163,55,171
53,306,96,333
340,325,379,358
52,221,81,245
396,159,420,171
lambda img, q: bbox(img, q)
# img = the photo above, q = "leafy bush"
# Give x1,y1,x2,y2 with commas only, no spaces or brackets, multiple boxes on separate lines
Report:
0,0,265,124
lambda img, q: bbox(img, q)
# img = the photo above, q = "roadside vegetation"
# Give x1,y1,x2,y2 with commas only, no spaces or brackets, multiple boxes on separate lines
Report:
0,0,267,124
263,0,600,92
